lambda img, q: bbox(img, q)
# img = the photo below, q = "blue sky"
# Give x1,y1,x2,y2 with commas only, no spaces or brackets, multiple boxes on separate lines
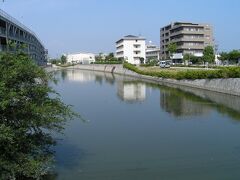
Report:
0,0,239,57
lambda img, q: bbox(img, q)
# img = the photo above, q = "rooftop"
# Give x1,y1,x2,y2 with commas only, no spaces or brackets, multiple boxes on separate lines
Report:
116,35,146,43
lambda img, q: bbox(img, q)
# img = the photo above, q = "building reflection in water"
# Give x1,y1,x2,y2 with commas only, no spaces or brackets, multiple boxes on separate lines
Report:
66,70,95,82
160,89,210,117
117,81,146,103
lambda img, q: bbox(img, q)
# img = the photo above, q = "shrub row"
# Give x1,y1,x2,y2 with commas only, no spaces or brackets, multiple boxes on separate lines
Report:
94,61,122,64
123,63,240,80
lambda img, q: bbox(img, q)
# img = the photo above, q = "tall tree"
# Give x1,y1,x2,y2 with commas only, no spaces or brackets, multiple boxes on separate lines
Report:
0,52,77,179
228,50,240,63
60,55,67,64
203,46,215,63
167,43,177,58
219,52,229,61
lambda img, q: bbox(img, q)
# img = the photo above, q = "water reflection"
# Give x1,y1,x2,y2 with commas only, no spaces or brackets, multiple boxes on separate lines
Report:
67,70,95,82
160,88,211,117
52,69,240,179
117,81,146,103
158,85,240,121
57,69,240,120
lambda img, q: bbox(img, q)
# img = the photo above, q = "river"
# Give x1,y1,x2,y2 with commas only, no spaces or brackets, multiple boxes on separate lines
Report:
51,69,240,180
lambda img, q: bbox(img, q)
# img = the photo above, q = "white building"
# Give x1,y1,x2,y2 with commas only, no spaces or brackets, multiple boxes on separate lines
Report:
146,43,160,62
116,35,146,65
66,53,95,64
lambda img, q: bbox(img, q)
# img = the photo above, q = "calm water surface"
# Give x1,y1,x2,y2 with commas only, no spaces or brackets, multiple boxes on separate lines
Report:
51,69,240,180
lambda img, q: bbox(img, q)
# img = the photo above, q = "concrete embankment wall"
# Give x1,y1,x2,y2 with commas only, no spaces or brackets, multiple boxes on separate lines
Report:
63,64,240,96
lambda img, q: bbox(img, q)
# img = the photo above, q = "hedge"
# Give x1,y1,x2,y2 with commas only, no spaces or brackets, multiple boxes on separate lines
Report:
94,61,122,64
123,63,240,80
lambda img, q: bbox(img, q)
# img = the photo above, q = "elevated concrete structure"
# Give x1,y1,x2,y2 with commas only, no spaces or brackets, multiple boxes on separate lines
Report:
0,9,47,65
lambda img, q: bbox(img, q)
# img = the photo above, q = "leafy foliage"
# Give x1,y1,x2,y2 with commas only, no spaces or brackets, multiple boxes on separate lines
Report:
0,52,77,179
60,55,67,64
219,50,240,63
203,46,215,63
95,52,120,62
219,52,229,61
124,62,240,80
183,54,203,64
167,43,177,56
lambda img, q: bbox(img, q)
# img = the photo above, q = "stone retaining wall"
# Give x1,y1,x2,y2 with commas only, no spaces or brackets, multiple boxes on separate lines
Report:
63,64,240,96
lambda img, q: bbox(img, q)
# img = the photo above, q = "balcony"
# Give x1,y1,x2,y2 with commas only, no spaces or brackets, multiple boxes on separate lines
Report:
171,37,205,43
177,44,205,50
116,45,124,50
170,30,205,37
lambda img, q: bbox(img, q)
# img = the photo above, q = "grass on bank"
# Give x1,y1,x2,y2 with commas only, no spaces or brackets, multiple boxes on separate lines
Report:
123,62,240,80
56,63,76,67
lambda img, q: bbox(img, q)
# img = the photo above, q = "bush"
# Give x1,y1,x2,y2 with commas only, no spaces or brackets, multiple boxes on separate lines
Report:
0,52,78,179
123,62,240,80
94,61,122,64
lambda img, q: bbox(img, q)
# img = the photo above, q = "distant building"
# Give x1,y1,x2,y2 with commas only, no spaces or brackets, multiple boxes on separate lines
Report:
116,35,146,65
66,53,95,64
0,9,47,65
160,22,214,61
145,43,160,62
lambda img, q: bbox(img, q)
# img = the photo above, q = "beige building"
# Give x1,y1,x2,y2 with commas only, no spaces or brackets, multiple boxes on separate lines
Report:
160,22,214,60
146,43,160,62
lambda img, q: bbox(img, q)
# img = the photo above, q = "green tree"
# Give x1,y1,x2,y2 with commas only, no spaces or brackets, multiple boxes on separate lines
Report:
105,53,118,61
0,52,77,179
219,52,229,61
228,50,240,63
95,53,104,61
140,57,145,64
60,55,67,64
167,43,177,58
49,58,61,65
184,54,203,64
203,46,215,63
183,53,192,62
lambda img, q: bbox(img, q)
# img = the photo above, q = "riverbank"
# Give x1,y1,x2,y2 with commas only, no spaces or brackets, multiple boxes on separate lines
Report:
53,64,240,96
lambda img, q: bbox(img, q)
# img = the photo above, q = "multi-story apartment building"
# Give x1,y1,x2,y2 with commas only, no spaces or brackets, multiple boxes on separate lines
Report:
146,43,160,62
0,9,46,65
160,22,214,60
116,35,146,65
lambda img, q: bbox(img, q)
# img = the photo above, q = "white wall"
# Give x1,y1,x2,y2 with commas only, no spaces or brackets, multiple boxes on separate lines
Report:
67,53,95,64
116,39,146,65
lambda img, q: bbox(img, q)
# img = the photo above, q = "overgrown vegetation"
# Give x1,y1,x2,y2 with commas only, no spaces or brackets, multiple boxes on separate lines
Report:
94,61,122,64
219,50,240,63
95,52,122,63
124,62,240,80
0,51,78,179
